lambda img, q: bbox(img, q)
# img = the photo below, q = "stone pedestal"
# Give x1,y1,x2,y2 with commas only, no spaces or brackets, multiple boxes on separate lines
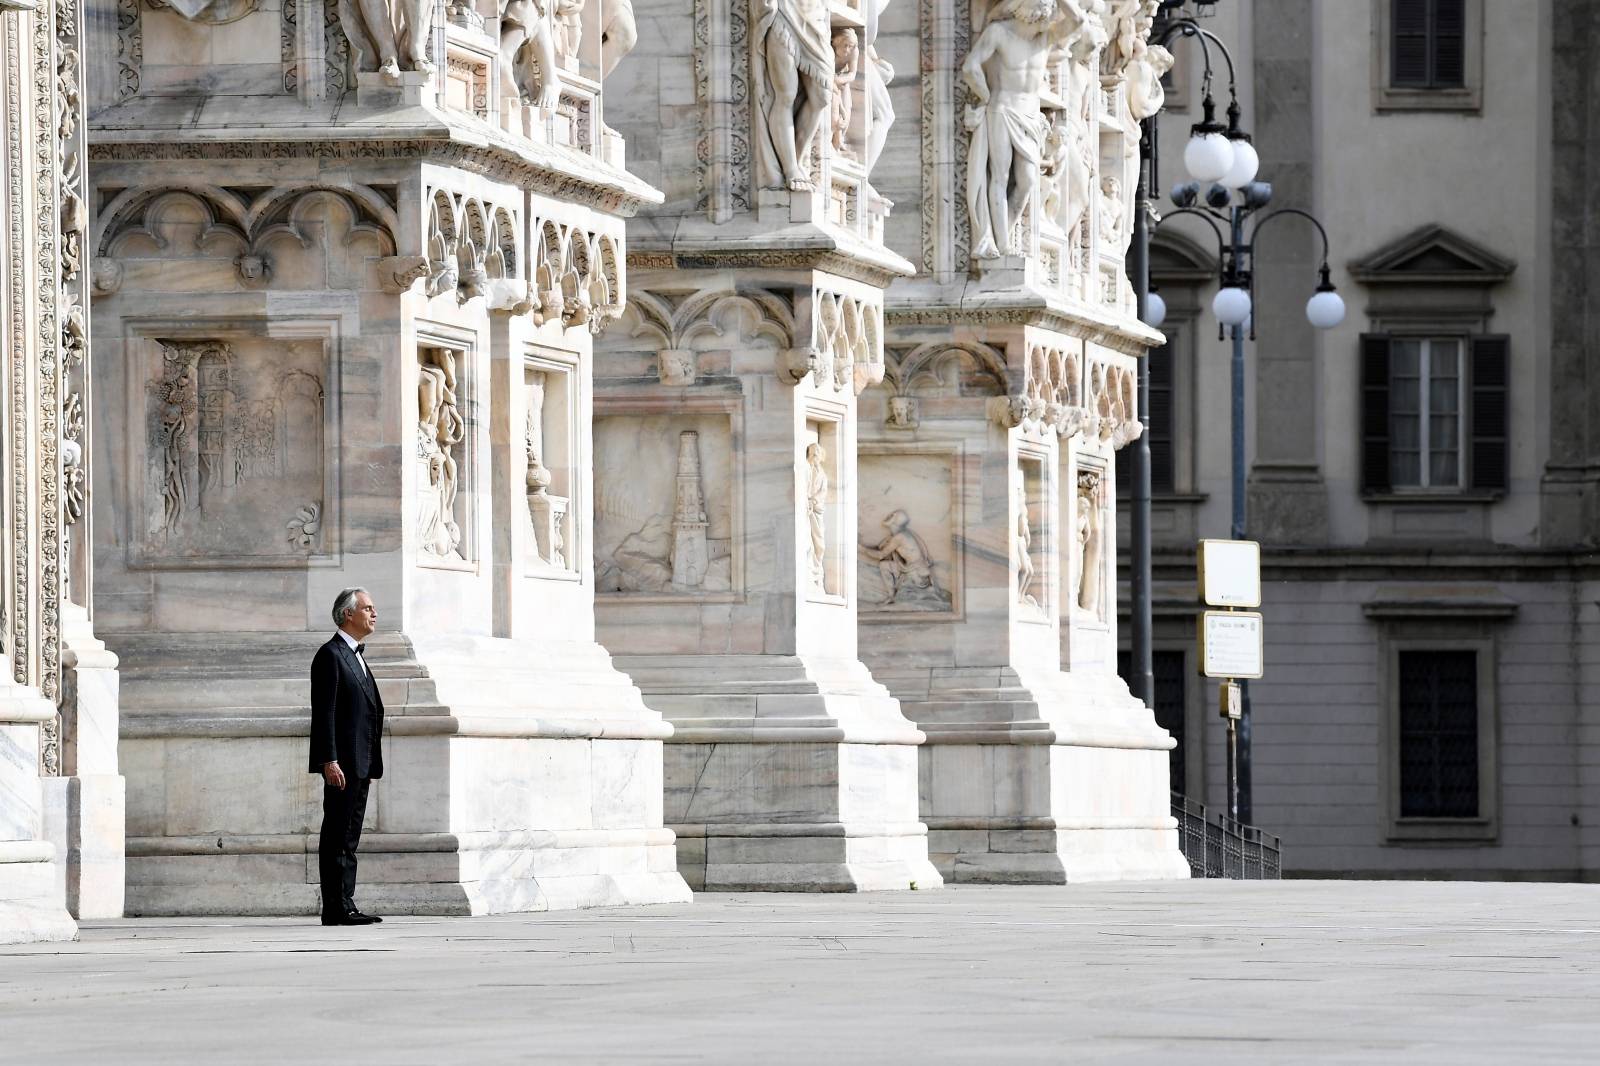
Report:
860,325,1186,883
85,8,688,914
596,267,939,892
1,683,77,944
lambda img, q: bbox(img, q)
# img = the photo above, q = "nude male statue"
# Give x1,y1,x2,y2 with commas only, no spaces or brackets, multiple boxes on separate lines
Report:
500,0,562,109
962,0,1096,258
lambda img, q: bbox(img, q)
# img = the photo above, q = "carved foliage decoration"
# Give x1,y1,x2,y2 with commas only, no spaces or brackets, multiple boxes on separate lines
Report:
139,339,328,563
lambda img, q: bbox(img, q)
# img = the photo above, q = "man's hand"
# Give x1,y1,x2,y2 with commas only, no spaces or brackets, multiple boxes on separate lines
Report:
322,760,346,790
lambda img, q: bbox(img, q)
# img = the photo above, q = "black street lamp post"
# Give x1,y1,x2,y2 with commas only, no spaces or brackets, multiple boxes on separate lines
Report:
1131,3,1344,825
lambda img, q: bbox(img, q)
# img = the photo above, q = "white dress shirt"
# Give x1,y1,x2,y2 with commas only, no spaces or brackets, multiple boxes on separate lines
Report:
336,628,372,678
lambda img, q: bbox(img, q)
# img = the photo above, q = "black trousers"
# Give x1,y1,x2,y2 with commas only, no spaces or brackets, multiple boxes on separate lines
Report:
318,776,371,916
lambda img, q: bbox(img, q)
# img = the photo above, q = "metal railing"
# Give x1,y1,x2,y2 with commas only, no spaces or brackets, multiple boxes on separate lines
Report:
1172,792,1281,879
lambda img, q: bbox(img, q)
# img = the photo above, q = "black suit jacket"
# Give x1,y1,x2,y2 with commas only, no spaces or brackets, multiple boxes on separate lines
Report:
308,634,385,780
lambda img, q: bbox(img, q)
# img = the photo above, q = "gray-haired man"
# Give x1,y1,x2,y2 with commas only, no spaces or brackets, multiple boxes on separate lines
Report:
308,587,385,926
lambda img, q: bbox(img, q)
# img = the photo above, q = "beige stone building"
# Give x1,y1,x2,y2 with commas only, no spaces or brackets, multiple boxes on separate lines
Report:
1133,0,1600,879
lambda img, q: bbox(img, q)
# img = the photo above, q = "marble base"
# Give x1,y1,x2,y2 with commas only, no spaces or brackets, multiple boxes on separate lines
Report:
878,666,1189,884
616,654,944,892
116,631,690,916
41,775,126,919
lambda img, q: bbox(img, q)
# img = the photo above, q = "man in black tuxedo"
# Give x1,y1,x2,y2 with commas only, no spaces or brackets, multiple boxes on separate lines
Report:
309,587,385,926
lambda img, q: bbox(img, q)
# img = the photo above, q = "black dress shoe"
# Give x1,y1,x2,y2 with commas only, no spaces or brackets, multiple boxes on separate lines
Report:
320,910,380,926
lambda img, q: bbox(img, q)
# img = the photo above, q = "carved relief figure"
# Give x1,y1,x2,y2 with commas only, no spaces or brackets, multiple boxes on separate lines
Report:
601,0,639,79
963,0,1097,259
831,28,860,157
156,357,199,535
754,0,835,191
1014,481,1037,608
417,351,466,558
1098,174,1124,252
500,0,563,109
862,0,896,176
1039,120,1069,227
806,442,829,588
336,0,436,81
861,509,951,610
1076,468,1104,615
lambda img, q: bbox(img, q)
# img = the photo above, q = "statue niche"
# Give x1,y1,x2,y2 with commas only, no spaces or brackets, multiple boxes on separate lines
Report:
1075,467,1104,617
417,349,467,560
143,340,327,560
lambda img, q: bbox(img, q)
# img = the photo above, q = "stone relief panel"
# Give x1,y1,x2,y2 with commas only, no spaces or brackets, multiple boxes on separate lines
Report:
858,451,957,615
134,337,329,566
417,346,468,562
594,414,735,595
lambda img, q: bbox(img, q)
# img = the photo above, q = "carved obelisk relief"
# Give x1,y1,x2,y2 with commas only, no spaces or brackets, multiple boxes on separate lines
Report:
670,431,710,589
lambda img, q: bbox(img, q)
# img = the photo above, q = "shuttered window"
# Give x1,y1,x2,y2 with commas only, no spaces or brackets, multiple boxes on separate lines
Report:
1115,341,1173,499
1359,333,1508,493
1397,650,1479,818
1391,0,1466,89
1118,649,1186,794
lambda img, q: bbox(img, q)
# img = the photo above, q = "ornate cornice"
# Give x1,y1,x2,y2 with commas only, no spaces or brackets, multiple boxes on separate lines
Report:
86,136,663,218
627,249,904,291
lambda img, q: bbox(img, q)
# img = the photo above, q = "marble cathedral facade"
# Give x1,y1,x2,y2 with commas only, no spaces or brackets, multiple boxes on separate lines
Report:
2,0,1179,942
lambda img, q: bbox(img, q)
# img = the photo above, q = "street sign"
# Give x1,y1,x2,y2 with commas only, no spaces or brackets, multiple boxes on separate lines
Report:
1198,538,1261,608
1200,610,1264,679
1218,680,1242,720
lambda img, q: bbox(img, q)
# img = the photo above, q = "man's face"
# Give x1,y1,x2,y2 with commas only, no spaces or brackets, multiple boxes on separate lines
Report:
347,593,378,639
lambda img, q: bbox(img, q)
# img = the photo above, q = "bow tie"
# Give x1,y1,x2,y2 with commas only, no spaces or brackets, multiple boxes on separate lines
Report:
354,643,365,655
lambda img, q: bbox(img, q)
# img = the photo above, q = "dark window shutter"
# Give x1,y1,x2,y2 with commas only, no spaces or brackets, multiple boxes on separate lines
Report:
1148,342,1174,494
1391,0,1431,86
1360,334,1392,493
1398,650,1479,818
1432,0,1466,87
1469,334,1508,491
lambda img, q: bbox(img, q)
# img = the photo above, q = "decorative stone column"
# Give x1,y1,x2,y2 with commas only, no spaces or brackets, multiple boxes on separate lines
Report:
595,0,941,890
858,0,1186,881
0,0,101,942
86,0,688,914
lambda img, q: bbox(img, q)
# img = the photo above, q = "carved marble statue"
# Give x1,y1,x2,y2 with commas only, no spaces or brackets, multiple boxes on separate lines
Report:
1098,174,1124,250
525,373,552,497
1014,482,1037,608
862,0,896,176
601,0,640,79
861,510,950,610
418,353,465,557
963,0,1099,259
1076,469,1103,615
1039,120,1069,227
500,0,563,109
831,28,860,157
1102,0,1172,120
754,0,835,191
805,442,828,588
337,0,436,81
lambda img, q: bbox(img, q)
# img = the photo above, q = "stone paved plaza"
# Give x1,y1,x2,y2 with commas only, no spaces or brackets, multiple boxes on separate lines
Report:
3,881,1598,1064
